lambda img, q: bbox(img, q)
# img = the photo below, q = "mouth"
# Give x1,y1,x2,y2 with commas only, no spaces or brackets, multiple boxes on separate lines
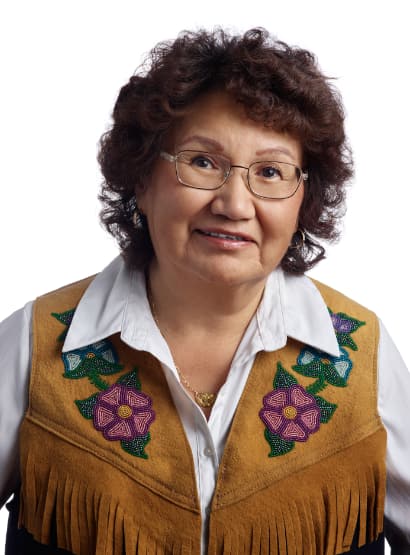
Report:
196,229,254,242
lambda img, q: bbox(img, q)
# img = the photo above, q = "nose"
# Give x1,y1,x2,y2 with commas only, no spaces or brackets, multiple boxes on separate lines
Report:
210,166,256,221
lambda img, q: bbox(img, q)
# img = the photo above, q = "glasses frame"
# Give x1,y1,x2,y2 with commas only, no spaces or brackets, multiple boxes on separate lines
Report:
160,150,308,200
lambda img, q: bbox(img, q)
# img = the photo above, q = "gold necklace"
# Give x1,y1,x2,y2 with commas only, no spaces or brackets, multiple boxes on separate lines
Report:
146,280,217,409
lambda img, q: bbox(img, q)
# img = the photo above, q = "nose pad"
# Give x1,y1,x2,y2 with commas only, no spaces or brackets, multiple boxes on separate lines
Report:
223,165,249,189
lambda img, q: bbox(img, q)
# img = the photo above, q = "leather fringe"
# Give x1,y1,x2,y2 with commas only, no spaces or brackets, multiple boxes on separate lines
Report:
18,448,191,555
208,457,385,555
19,447,385,554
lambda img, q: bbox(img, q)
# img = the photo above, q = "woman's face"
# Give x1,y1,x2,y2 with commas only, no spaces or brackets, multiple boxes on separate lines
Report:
138,91,304,289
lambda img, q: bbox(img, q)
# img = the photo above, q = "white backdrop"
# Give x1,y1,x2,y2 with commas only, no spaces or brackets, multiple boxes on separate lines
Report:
1,0,409,552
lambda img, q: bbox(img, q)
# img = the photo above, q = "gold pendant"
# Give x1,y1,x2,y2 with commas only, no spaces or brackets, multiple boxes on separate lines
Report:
195,392,216,408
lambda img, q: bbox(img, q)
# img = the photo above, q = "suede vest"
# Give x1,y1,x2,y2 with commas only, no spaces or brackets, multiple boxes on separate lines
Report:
11,276,386,554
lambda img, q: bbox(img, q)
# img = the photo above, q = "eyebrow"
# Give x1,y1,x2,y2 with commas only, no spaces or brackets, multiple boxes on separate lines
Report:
178,135,296,160
178,135,225,152
255,147,294,159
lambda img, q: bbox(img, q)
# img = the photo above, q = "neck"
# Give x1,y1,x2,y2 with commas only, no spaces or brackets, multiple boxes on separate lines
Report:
147,260,267,339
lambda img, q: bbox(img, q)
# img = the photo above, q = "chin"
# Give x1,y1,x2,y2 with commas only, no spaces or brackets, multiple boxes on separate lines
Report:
192,261,270,288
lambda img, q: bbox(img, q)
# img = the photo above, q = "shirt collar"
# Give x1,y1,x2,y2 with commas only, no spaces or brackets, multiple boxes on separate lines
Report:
63,256,129,352
264,270,340,356
63,256,340,358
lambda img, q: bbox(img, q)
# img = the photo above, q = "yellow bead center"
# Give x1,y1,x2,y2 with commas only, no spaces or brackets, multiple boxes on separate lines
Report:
86,352,96,359
321,358,330,364
283,406,298,420
117,405,132,418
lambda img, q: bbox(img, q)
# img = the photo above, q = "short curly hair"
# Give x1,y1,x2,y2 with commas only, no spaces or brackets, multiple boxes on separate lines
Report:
98,27,353,274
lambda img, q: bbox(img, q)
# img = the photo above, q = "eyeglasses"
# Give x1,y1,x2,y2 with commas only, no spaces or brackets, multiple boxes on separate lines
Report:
160,150,308,200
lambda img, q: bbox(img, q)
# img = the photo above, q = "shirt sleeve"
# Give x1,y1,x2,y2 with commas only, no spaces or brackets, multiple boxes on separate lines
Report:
378,319,410,547
0,302,32,508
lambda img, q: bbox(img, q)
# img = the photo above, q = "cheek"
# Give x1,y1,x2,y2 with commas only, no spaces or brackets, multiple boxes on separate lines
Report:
282,188,305,232
163,187,214,222
142,187,211,240
137,163,176,214
261,199,302,238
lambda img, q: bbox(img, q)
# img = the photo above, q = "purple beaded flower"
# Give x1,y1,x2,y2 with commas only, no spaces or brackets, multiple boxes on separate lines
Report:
329,310,365,351
331,313,354,333
259,384,321,442
93,384,155,441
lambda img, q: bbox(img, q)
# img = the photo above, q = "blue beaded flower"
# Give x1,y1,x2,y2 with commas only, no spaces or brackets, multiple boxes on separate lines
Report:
62,340,123,379
292,346,353,388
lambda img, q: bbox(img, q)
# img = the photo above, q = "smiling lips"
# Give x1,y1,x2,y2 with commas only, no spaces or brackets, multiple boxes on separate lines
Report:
196,228,255,244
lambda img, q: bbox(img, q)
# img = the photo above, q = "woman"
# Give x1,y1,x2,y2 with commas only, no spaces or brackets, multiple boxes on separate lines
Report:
1,28,409,554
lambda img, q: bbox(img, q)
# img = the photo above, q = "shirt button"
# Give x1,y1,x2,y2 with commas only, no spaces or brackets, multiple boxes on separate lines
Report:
203,446,213,457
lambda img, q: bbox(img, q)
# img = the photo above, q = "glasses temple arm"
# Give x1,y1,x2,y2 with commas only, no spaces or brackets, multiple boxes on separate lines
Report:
160,151,176,163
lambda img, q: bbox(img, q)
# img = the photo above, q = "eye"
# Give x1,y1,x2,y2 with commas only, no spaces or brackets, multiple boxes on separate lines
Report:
259,164,282,179
190,154,218,170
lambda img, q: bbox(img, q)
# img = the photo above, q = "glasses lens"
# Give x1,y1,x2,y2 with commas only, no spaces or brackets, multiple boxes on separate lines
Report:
176,151,227,189
249,161,301,199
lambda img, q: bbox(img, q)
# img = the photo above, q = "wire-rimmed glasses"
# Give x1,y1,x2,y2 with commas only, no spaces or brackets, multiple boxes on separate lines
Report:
160,150,308,200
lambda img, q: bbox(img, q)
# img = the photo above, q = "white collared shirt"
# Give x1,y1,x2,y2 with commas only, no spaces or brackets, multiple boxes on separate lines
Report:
1,256,410,548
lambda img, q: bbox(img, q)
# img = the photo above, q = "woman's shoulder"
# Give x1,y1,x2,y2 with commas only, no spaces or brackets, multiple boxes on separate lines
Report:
305,276,374,314
281,270,377,321
34,256,127,310
308,276,377,321
35,274,96,310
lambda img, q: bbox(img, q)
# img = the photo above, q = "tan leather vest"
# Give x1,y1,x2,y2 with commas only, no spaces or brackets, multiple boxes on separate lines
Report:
18,276,386,554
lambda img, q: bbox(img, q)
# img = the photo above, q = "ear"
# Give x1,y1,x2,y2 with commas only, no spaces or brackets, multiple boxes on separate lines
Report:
134,180,149,213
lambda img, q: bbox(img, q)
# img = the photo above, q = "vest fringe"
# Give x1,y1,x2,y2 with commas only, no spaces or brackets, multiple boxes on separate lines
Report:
18,447,192,555
18,434,385,555
208,447,385,555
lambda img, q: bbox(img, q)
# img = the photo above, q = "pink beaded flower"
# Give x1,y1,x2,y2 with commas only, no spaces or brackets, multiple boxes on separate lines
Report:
93,384,155,441
259,384,321,442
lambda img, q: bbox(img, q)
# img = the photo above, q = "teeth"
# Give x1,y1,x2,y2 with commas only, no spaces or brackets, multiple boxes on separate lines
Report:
202,231,246,241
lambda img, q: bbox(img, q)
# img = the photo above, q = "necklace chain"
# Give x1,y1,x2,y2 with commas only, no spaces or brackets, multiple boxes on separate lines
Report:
146,280,217,409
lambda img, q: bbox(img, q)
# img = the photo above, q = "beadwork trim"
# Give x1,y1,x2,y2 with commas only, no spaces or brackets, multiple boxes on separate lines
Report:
52,310,155,459
260,308,365,457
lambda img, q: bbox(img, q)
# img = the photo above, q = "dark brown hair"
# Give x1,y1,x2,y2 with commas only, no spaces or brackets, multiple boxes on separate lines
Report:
98,27,353,274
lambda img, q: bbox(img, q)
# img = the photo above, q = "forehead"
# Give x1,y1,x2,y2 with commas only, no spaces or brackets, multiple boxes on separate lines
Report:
169,90,302,164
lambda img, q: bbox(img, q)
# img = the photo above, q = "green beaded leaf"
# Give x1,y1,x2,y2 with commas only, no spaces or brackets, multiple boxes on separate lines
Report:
273,362,298,389
323,365,347,388
314,395,338,423
75,392,99,419
337,334,359,351
264,428,295,457
117,367,141,390
329,309,366,352
121,433,151,459
51,309,75,342
63,356,123,380
305,376,327,395
292,361,322,378
292,360,347,388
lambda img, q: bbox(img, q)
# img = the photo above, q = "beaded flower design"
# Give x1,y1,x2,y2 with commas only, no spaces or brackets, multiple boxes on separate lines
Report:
292,346,353,392
329,310,365,351
52,310,155,459
260,384,321,442
93,384,155,442
260,309,365,457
